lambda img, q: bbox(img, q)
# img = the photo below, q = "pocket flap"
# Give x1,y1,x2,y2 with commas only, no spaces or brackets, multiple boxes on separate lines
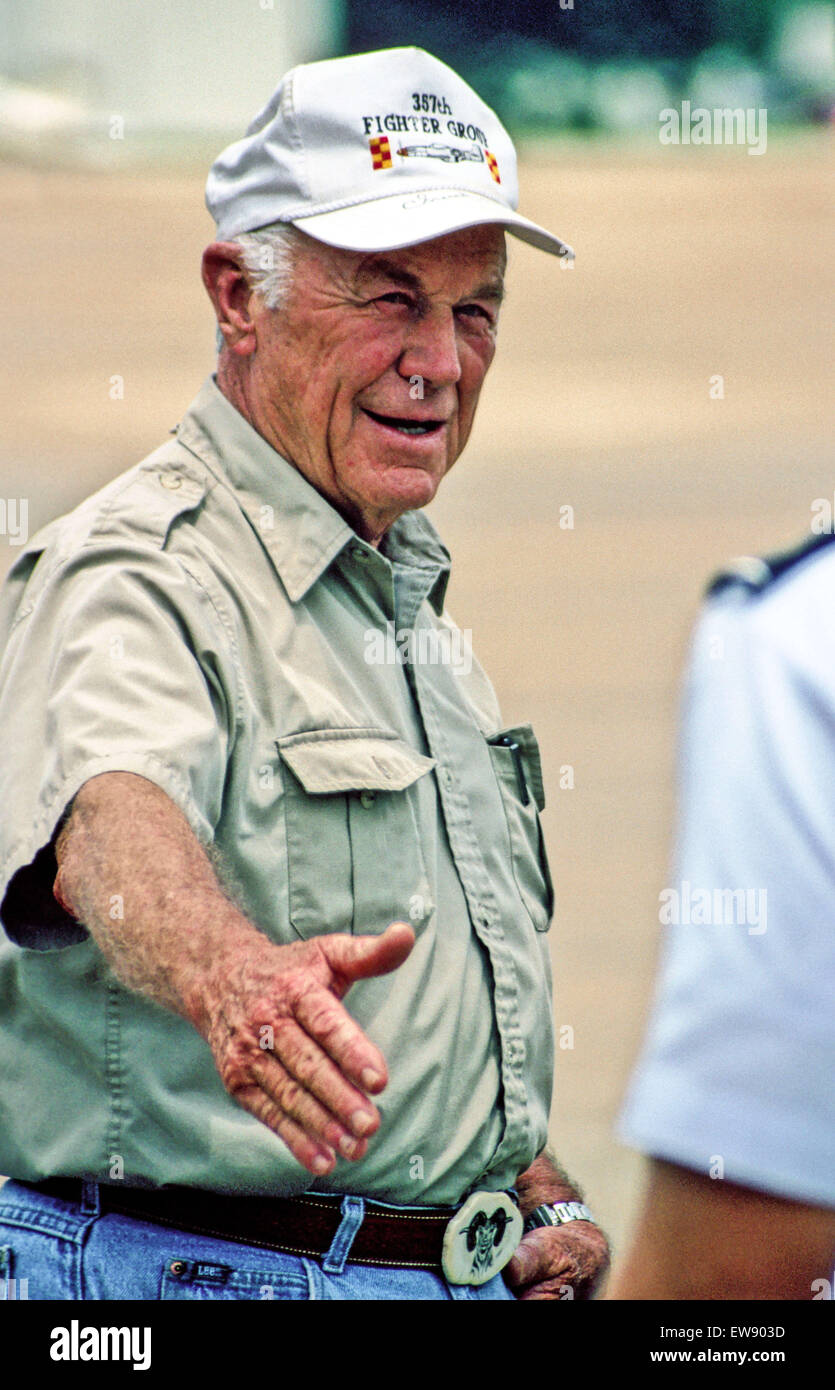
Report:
487,723,546,811
276,728,436,794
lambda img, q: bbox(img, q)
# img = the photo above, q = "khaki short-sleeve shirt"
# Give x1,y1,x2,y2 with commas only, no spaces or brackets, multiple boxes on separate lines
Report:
0,377,555,1204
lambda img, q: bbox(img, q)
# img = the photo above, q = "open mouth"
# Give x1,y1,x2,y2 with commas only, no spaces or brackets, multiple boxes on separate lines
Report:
361,408,445,436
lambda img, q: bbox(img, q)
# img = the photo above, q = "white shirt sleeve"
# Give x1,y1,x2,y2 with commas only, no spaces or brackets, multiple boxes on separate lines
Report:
620,566,835,1209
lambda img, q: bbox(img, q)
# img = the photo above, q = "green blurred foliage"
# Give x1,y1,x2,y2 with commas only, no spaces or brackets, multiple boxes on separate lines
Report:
349,0,834,134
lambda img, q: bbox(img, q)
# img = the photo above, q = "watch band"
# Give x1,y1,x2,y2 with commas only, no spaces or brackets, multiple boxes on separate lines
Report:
524,1200,596,1231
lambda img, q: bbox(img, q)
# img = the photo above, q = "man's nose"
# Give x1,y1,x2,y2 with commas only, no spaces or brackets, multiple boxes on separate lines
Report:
398,308,462,388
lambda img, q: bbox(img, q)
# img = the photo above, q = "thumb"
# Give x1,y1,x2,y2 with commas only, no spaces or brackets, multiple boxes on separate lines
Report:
505,1231,546,1291
321,920,415,991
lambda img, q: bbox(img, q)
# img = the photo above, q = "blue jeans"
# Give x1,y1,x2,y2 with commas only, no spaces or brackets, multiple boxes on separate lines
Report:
0,1180,515,1301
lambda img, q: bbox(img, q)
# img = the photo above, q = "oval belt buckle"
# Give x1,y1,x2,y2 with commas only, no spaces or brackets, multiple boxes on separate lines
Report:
441,1190,524,1286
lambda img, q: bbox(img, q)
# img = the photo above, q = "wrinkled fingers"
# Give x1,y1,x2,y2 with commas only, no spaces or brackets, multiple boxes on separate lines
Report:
291,982,388,1094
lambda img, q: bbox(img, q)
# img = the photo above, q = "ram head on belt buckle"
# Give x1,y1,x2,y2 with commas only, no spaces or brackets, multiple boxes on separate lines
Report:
441,1190,523,1287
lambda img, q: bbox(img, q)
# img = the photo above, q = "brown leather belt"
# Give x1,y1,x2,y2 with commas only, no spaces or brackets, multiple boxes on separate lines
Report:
25,1178,456,1270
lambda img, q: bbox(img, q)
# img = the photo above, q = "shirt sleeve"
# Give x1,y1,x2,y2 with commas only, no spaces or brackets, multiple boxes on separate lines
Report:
0,543,235,949
619,593,835,1208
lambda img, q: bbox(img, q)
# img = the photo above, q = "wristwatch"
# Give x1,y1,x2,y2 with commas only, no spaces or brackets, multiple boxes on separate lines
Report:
523,1200,596,1232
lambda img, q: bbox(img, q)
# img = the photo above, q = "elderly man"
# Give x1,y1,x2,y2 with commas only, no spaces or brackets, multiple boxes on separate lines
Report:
0,47,608,1301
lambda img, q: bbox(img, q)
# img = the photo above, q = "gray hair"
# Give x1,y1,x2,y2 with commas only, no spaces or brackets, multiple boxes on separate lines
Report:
215,222,306,351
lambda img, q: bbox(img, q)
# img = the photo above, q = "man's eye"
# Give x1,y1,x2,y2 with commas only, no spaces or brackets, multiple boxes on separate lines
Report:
376,292,414,308
456,303,492,323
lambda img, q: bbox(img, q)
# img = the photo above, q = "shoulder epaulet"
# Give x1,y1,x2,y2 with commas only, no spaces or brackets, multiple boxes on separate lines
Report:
705,530,835,599
82,447,209,553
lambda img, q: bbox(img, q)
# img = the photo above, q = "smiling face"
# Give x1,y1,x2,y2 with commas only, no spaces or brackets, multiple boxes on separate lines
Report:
215,225,505,543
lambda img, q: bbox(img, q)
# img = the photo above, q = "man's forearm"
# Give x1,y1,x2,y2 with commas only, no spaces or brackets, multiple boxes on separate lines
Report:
507,1148,611,1298
54,771,261,1030
53,770,412,1174
515,1148,591,1217
610,1159,835,1300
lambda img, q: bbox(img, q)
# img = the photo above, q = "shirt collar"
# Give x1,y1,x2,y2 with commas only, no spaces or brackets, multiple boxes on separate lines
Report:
174,376,451,612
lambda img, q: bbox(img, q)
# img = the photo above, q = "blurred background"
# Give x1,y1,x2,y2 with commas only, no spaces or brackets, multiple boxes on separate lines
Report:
1,0,833,1260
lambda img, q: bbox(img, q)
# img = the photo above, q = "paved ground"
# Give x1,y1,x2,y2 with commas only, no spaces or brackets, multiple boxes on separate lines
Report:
2,134,832,1257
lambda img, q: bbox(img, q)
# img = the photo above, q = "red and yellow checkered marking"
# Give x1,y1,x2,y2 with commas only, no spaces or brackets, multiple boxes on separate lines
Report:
485,150,500,184
369,136,393,170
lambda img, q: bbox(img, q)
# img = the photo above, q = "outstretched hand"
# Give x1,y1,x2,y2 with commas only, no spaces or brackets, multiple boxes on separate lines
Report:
195,920,415,1175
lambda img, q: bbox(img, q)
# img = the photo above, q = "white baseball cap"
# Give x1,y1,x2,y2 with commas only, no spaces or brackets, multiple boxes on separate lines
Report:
206,46,574,260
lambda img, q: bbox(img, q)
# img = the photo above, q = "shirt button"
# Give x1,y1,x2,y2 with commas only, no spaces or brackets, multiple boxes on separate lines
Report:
352,546,369,561
160,474,183,490
440,768,453,789
359,790,376,809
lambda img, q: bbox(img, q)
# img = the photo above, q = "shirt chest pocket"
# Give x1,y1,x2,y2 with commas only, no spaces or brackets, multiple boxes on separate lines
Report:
276,729,436,940
486,724,555,933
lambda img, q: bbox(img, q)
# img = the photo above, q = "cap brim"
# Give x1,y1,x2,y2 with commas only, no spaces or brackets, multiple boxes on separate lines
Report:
289,189,574,260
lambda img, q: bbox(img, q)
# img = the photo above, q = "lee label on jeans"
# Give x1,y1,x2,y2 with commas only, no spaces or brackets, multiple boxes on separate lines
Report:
50,1321,151,1370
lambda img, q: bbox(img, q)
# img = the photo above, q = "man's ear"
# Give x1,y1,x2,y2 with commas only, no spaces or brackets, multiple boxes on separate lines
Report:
202,243,257,356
